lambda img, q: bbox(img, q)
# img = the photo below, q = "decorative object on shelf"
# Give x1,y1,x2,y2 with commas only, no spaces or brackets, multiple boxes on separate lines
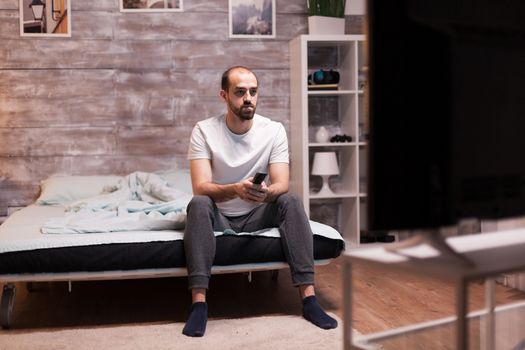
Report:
311,152,339,196
307,0,345,35
359,230,395,244
358,68,367,90
308,69,340,90
315,126,330,143
330,134,352,142
308,69,340,85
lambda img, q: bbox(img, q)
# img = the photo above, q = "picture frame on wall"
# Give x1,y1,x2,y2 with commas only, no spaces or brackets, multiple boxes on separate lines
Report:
229,0,276,39
120,0,183,12
19,0,71,37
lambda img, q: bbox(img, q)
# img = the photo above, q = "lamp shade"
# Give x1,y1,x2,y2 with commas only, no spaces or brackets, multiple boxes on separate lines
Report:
30,0,45,21
312,152,339,176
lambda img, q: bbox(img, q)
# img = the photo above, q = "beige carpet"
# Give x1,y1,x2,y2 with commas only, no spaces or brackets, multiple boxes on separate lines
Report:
0,314,353,350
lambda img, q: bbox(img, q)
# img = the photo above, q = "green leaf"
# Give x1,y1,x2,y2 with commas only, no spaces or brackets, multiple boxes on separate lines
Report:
308,0,345,18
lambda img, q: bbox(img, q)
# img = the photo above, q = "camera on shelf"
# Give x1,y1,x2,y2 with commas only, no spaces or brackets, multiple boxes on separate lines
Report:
308,69,340,90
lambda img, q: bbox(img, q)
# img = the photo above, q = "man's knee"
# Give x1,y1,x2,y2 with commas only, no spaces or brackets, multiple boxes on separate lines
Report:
187,195,215,214
276,193,304,210
277,193,306,216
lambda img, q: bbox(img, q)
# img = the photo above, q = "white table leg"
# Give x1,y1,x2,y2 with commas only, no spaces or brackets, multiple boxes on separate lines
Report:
456,279,468,350
343,260,353,350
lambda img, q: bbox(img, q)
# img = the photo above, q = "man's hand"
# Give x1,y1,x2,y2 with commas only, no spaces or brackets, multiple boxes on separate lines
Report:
236,177,269,203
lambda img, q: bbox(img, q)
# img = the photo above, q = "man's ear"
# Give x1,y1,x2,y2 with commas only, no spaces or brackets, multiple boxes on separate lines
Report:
219,90,227,101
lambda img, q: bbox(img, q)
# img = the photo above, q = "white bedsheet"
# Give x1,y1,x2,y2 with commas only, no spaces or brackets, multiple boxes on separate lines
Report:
0,205,343,254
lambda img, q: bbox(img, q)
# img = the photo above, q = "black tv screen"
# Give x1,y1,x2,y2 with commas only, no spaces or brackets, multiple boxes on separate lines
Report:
367,0,525,231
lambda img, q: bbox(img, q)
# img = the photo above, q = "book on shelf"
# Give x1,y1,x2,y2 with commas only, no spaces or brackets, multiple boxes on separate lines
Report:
308,84,338,90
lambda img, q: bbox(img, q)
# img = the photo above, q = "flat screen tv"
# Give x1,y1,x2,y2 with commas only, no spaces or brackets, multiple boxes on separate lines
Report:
367,0,525,237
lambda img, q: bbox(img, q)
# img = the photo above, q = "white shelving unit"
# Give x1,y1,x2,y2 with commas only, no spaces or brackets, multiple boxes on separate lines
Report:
289,34,366,246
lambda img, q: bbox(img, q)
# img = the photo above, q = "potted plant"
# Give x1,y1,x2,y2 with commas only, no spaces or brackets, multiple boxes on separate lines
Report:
307,0,346,35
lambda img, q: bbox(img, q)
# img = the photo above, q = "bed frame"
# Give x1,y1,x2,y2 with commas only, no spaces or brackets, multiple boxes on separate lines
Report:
0,171,341,329
0,259,331,328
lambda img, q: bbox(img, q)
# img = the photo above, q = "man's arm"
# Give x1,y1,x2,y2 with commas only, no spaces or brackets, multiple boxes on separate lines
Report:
189,159,245,202
190,159,289,204
263,162,289,202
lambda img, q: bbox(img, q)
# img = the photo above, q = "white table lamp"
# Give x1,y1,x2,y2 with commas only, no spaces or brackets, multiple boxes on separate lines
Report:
312,152,339,196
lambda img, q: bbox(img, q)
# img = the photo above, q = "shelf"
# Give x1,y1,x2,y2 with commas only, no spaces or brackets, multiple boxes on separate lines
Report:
309,191,360,199
290,34,366,246
301,34,360,45
309,142,359,147
308,90,356,96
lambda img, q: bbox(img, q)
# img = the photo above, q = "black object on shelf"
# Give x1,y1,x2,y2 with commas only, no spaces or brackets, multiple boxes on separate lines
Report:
308,69,341,85
360,235,376,244
360,230,395,244
330,134,352,143
376,234,395,243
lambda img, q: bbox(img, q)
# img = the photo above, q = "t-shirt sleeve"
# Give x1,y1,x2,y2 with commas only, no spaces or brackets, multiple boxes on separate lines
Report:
187,124,211,160
270,123,289,164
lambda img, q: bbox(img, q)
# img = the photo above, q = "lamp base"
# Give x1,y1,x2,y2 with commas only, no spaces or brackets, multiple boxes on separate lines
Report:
316,175,336,196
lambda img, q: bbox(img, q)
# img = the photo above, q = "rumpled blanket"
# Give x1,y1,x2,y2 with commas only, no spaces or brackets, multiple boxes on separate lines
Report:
41,172,192,234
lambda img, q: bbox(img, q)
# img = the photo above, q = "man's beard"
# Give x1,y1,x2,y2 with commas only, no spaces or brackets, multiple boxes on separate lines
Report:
230,100,256,120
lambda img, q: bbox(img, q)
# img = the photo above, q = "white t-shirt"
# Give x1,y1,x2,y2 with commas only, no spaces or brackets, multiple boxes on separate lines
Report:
188,113,289,216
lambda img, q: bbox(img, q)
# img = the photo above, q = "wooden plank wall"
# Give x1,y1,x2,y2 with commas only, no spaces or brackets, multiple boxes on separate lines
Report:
0,0,364,221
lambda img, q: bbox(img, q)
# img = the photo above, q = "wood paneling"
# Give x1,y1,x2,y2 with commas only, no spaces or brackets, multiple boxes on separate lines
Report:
0,96,175,127
0,127,117,156
0,69,116,98
0,0,17,10
0,0,363,216
71,0,118,11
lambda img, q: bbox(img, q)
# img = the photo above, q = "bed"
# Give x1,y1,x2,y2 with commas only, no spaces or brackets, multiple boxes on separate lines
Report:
0,169,345,328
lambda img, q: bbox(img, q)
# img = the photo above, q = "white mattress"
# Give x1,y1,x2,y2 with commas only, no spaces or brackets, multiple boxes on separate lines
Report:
0,205,184,254
0,205,343,254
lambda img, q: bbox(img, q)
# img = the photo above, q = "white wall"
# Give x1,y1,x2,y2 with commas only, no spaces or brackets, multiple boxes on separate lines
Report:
345,0,365,15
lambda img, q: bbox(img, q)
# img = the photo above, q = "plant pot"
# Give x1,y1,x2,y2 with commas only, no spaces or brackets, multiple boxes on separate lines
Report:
308,16,345,35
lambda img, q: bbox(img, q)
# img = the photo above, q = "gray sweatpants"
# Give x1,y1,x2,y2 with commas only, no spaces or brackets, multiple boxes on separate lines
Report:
183,193,315,290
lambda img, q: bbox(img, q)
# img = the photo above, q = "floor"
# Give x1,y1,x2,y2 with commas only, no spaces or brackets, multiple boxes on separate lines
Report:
3,256,525,334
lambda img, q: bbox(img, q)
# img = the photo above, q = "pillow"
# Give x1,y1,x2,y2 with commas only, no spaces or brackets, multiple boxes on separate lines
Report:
155,169,193,194
36,175,123,206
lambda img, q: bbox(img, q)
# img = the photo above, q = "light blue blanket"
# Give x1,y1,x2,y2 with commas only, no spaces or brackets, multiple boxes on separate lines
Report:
42,172,192,234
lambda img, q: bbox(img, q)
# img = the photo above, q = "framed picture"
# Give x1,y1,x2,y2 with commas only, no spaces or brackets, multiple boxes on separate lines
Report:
19,0,71,37
229,0,276,39
120,0,183,12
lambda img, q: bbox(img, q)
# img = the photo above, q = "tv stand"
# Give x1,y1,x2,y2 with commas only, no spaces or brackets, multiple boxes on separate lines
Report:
343,228,525,349
385,229,475,267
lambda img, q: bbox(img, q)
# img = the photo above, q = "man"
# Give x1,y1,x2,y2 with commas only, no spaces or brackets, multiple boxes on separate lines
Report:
182,66,337,337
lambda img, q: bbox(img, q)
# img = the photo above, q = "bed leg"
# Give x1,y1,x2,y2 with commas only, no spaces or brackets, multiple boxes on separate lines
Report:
247,271,252,283
271,270,279,280
1,284,16,329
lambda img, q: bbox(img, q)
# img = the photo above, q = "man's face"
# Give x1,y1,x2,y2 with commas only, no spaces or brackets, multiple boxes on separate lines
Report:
223,70,258,121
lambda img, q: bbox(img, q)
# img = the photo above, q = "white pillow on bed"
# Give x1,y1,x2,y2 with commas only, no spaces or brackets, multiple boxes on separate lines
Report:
36,175,123,205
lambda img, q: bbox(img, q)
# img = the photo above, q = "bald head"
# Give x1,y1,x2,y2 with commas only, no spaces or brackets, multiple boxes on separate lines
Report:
221,66,259,92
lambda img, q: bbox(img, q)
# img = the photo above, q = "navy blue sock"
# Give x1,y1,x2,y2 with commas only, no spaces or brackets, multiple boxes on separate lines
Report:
302,296,338,329
182,302,208,337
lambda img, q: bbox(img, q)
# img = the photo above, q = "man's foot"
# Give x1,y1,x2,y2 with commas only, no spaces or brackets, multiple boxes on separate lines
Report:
182,302,208,337
302,295,338,329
